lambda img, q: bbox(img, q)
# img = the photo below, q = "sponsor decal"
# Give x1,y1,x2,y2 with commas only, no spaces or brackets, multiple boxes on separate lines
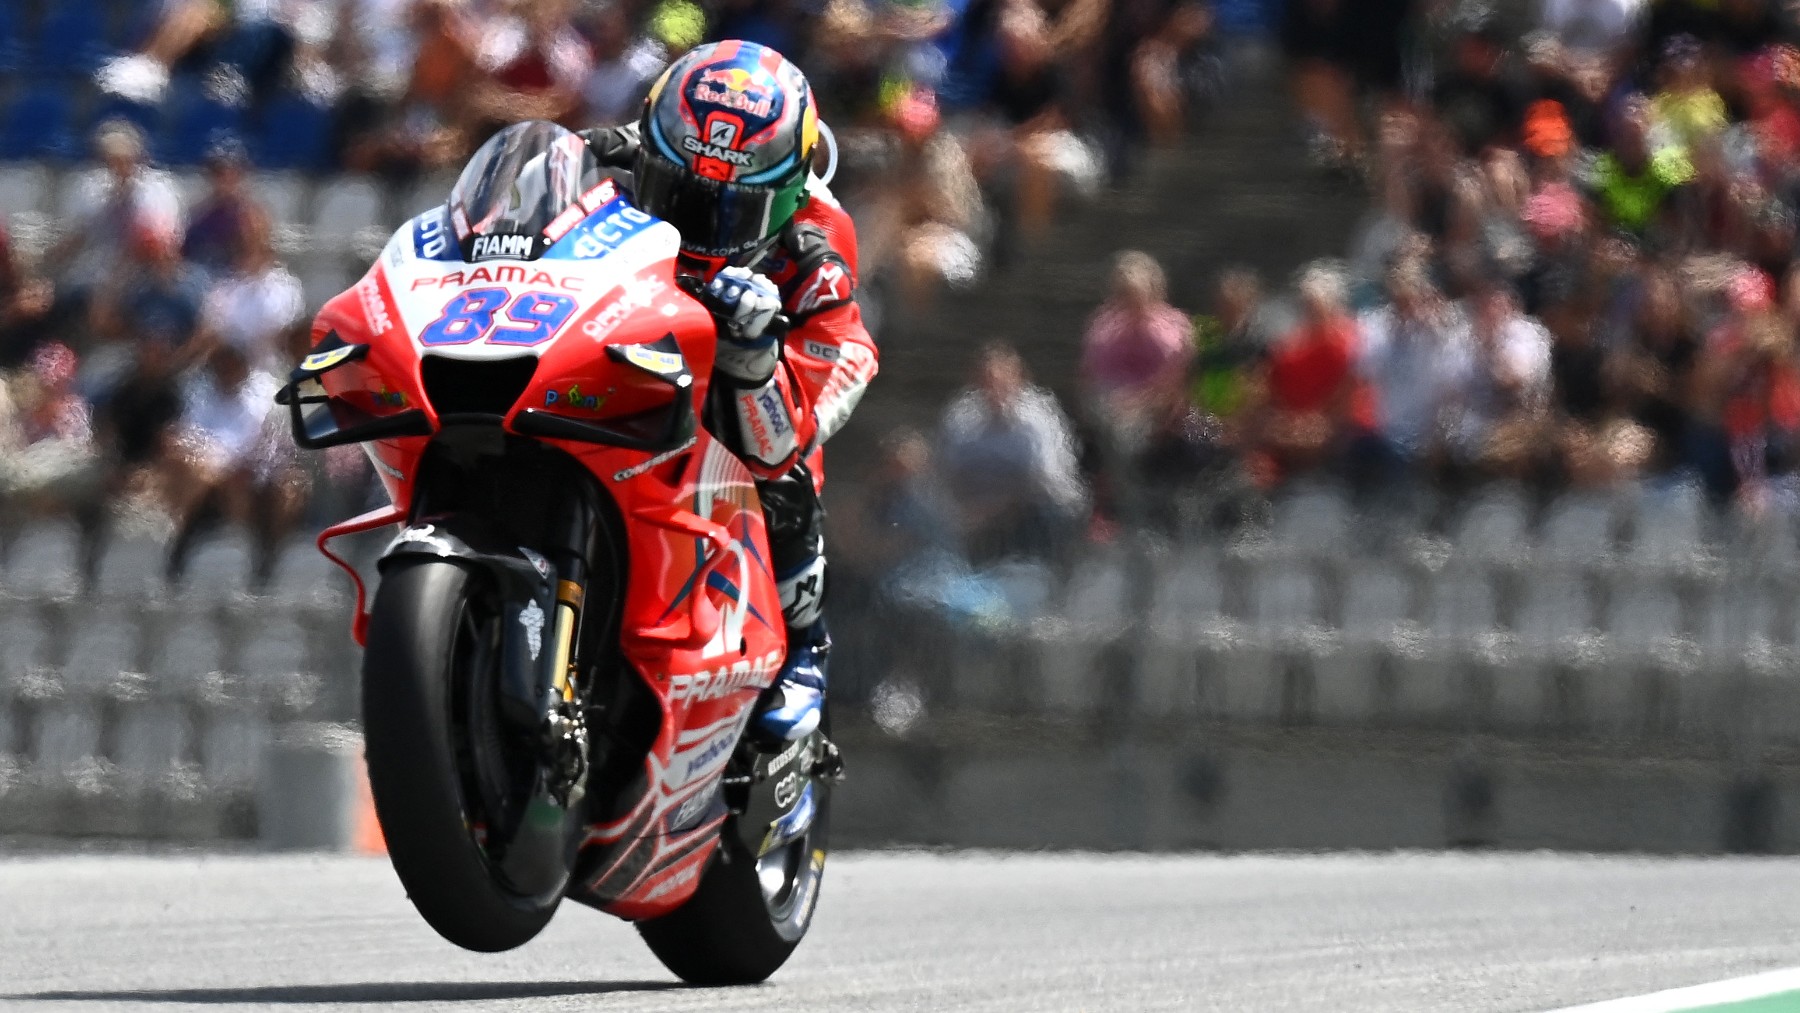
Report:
390,523,454,556
409,267,583,291
642,860,700,900
701,67,763,91
802,339,840,362
694,82,776,117
518,547,551,581
756,389,791,436
544,203,586,243
518,600,545,661
680,136,753,166
299,346,358,373
708,120,739,147
544,383,606,411
567,201,657,260
681,733,735,781
773,771,799,808
793,262,848,315
582,276,668,341
739,390,777,462
611,435,697,481
671,787,714,829
580,178,618,213
357,279,392,335
620,344,686,376
414,212,453,260
469,233,536,261
766,737,812,778
373,385,406,407
668,649,781,703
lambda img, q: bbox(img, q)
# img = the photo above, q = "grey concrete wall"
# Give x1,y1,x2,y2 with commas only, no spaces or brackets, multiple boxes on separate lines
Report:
830,727,1800,855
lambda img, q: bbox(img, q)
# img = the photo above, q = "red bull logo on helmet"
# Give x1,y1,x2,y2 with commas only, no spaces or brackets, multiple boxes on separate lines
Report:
694,67,779,118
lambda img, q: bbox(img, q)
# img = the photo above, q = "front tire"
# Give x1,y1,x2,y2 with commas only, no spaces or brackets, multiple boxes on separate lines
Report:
362,560,559,951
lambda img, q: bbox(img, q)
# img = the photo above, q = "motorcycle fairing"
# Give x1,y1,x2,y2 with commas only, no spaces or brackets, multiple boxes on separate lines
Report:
309,188,790,918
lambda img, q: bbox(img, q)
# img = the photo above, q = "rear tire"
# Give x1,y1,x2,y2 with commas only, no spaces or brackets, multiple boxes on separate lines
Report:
637,741,831,984
362,559,559,952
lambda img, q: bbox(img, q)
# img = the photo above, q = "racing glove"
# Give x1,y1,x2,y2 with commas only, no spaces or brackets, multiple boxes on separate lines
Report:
703,266,784,387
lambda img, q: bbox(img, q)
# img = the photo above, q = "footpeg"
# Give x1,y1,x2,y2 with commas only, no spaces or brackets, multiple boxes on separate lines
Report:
810,736,845,783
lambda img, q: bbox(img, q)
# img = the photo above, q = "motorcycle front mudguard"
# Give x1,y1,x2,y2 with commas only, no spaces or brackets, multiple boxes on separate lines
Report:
377,511,590,902
381,517,563,730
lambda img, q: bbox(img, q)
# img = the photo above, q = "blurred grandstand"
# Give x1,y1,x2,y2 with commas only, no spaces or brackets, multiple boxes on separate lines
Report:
7,0,1800,843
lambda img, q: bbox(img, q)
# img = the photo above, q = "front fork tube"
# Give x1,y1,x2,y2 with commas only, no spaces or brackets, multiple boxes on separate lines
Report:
547,489,598,705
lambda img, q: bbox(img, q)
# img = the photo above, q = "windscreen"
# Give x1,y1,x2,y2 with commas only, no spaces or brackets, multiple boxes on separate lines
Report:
447,121,600,261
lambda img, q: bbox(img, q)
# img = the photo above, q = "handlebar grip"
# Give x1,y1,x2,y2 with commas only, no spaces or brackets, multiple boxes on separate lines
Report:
678,272,791,335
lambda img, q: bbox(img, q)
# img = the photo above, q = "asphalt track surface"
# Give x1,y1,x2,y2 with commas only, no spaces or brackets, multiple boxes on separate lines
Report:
3,852,1800,1012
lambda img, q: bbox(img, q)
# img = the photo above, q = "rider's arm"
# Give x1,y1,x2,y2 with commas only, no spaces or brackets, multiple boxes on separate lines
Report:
776,201,879,449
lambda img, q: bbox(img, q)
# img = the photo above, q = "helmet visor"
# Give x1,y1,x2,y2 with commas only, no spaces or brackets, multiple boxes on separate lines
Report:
635,152,802,258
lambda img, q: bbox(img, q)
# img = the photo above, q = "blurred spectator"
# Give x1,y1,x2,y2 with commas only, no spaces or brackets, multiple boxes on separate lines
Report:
0,225,55,369
183,136,262,277
91,224,210,370
96,0,303,105
840,425,977,612
471,0,595,130
581,3,670,126
341,0,485,174
1432,24,1527,157
1584,96,1695,239
1131,2,1216,148
858,87,987,305
1355,262,1473,466
0,343,100,517
1280,0,1365,167
1079,250,1201,523
1612,267,1701,474
1540,0,1646,53
85,221,211,564
1191,266,1264,428
939,341,1088,561
1651,35,1729,149
1246,263,1370,485
199,210,305,375
1079,251,1195,451
165,345,302,587
46,122,184,332
1447,283,1553,481
974,2,1103,239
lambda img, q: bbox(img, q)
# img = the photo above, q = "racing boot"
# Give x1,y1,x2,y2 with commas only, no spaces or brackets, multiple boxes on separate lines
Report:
752,621,827,745
749,472,829,748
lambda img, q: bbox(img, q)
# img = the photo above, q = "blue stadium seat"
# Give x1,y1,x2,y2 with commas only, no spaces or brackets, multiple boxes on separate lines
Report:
32,4,113,75
0,5,24,75
252,91,333,171
160,89,243,165
108,0,166,48
0,87,79,162
89,93,161,140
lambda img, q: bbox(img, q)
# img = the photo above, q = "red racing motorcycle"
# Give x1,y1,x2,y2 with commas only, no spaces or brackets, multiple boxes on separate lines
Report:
278,121,836,983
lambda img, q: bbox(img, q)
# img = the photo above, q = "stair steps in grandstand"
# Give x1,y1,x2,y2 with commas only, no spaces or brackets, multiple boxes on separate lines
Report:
843,47,1367,477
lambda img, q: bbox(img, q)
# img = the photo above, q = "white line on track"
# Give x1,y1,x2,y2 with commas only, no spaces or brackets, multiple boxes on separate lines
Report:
1547,967,1800,1012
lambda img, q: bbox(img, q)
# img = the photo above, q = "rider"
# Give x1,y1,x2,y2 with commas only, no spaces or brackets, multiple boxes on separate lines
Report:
579,41,878,748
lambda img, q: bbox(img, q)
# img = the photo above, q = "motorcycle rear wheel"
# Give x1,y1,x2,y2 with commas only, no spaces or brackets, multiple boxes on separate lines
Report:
362,559,560,952
637,732,831,984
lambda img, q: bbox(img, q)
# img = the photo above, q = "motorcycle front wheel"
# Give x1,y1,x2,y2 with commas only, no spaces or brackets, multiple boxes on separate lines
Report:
361,559,562,951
